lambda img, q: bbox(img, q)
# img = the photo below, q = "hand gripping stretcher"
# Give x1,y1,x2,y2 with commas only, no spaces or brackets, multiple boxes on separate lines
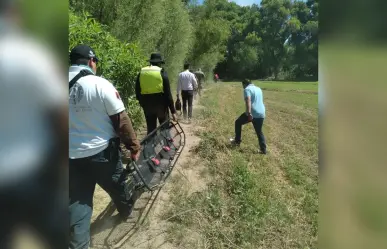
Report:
124,119,185,195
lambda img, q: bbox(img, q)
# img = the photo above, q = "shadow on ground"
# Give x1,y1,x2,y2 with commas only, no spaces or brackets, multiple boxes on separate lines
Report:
89,187,165,249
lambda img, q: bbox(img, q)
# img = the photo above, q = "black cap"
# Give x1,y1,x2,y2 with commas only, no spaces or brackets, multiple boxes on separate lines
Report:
70,44,99,63
149,53,165,64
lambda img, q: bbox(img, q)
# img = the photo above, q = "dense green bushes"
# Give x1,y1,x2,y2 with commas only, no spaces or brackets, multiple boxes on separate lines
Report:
69,0,319,131
69,10,146,129
70,0,194,86
70,0,318,85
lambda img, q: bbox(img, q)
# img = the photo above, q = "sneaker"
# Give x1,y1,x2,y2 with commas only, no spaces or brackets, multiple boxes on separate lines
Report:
229,138,241,146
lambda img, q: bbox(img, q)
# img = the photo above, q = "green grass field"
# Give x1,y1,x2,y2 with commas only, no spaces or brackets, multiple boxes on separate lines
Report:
165,81,318,249
256,81,318,91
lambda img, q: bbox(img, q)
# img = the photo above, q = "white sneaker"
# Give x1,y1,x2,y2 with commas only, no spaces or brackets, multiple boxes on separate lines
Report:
229,138,240,146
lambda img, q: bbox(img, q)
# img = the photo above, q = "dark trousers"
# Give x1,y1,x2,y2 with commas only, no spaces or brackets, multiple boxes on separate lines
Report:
181,90,194,119
0,167,67,249
69,147,134,249
234,113,267,153
144,106,169,135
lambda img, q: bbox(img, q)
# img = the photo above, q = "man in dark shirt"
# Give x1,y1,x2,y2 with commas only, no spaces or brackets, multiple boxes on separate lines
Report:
135,53,177,134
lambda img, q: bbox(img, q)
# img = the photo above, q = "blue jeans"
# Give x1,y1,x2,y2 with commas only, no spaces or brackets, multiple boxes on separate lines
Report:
234,113,267,153
69,146,134,249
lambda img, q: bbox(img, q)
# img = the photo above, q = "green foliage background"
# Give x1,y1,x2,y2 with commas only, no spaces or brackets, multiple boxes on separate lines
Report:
69,10,146,129
69,0,318,128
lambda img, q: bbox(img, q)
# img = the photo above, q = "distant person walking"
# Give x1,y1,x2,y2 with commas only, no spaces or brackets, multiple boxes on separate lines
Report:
230,79,267,154
194,68,205,96
177,63,198,122
214,73,219,83
135,53,177,135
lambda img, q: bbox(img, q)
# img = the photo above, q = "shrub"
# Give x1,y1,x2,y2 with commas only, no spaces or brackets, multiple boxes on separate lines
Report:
69,10,146,129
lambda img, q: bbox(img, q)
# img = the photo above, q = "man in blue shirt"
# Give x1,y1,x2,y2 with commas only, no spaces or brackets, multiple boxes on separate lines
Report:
230,79,267,154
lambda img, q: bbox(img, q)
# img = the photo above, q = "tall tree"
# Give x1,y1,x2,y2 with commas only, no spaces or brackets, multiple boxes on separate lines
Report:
187,0,231,79
258,0,292,79
158,0,194,84
286,0,318,79
70,0,319,82
113,0,166,55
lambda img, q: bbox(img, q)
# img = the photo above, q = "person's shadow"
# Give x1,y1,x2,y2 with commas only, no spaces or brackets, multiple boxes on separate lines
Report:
89,189,159,248
89,121,186,248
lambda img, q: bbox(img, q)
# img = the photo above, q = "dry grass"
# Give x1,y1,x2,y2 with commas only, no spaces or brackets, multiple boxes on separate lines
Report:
164,81,318,249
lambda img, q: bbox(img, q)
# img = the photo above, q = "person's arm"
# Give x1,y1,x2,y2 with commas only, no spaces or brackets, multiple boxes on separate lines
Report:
109,111,141,153
192,74,198,89
135,73,142,106
245,96,252,114
103,81,141,157
244,89,252,115
161,70,176,114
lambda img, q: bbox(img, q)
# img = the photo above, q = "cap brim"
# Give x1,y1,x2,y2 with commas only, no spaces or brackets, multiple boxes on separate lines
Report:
149,59,165,64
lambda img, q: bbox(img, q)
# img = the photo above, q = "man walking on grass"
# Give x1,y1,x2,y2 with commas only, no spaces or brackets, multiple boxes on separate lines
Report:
230,79,267,154
177,63,198,122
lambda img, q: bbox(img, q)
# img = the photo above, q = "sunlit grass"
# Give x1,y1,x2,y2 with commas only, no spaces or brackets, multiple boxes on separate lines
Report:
166,81,318,249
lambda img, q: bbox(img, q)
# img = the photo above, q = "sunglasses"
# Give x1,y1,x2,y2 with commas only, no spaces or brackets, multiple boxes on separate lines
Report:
92,57,99,64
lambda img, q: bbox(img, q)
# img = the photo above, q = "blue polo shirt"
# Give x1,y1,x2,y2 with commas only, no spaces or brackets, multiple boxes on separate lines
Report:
244,84,265,118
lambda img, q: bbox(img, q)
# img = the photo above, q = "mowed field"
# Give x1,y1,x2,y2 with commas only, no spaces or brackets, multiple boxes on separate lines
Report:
164,81,318,249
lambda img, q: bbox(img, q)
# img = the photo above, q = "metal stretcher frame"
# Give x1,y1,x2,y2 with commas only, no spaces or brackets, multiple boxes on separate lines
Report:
125,119,186,192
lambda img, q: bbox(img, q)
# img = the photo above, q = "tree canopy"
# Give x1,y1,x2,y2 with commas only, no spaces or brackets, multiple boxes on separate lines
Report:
70,0,318,83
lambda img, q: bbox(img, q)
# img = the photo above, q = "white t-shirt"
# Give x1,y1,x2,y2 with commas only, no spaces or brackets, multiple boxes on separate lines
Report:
69,65,125,159
0,29,67,187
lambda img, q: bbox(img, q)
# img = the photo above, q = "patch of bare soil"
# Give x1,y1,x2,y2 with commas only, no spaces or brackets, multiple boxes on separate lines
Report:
90,96,207,249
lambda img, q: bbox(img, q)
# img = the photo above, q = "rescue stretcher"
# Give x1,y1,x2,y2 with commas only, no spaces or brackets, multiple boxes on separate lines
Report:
124,118,185,193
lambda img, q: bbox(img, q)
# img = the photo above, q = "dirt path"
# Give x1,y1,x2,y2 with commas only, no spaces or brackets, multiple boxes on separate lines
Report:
90,93,206,249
